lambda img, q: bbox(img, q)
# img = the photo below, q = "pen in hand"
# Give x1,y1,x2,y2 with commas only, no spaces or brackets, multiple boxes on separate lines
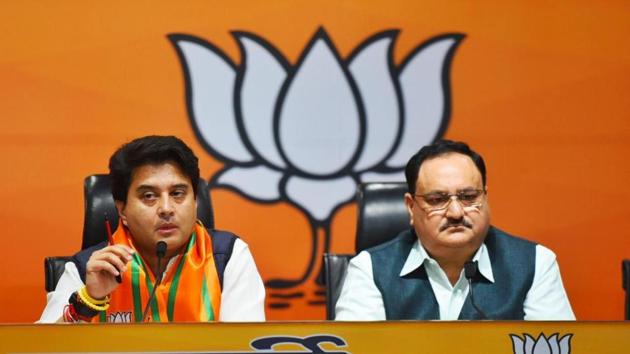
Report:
105,213,123,284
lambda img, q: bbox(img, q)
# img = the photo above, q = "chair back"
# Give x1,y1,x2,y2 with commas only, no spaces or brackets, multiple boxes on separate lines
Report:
81,174,215,249
355,182,410,253
81,175,119,249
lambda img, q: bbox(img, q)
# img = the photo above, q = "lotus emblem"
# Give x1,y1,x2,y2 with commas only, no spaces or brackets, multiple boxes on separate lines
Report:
510,333,573,354
169,28,463,290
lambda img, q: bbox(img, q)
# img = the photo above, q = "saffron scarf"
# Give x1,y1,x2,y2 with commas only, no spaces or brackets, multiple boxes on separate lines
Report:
94,221,222,322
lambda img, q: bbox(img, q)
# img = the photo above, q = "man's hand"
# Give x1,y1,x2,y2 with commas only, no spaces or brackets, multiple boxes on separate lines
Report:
85,245,134,299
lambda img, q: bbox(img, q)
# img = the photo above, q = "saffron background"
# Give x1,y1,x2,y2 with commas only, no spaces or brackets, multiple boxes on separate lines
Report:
0,0,628,321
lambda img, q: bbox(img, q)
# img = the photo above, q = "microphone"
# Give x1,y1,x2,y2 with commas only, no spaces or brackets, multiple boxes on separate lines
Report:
464,261,488,319
142,241,167,321
156,240,167,258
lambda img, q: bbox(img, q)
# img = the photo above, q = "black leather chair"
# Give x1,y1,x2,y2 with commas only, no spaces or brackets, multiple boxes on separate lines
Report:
623,260,630,320
324,182,409,319
354,182,411,252
44,174,214,292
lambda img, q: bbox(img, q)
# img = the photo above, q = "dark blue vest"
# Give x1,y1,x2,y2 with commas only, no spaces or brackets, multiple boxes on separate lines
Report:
369,227,536,320
72,229,238,290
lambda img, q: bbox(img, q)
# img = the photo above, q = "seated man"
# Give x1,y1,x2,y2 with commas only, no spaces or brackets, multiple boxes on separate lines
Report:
39,135,265,322
335,140,574,320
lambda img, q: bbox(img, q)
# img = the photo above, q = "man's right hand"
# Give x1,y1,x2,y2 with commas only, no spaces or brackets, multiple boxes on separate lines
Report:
85,245,134,299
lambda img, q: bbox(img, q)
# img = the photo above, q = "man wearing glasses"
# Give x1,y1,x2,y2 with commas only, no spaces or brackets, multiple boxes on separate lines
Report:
335,140,575,320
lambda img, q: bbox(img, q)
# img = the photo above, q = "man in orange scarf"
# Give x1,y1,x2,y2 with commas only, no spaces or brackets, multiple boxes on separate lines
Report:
39,136,265,322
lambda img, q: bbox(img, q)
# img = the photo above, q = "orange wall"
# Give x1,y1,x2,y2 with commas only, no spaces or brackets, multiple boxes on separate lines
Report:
0,1,629,322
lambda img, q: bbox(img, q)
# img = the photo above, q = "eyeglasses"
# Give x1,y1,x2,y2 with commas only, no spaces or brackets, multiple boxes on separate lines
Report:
414,189,486,213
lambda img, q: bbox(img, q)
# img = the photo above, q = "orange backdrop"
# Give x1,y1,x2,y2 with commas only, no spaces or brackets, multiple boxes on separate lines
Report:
0,0,629,322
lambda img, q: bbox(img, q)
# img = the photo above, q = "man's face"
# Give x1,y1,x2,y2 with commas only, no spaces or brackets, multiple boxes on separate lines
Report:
116,161,197,259
404,153,490,259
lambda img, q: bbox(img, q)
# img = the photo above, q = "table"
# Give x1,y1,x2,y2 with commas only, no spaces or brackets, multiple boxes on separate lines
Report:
0,321,627,353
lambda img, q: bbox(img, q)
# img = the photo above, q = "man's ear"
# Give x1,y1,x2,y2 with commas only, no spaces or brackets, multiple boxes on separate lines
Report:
404,193,415,226
115,200,128,226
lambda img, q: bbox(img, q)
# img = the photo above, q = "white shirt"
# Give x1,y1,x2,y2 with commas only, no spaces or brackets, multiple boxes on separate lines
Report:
335,240,575,321
38,238,266,322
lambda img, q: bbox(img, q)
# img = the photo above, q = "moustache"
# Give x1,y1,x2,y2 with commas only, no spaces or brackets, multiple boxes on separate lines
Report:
439,219,473,232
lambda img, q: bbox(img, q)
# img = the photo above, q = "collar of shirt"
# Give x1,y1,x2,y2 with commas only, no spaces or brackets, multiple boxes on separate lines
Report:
399,239,495,283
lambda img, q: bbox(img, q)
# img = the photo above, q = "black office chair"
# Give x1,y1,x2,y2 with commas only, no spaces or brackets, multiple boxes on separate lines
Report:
323,182,410,319
354,182,411,252
623,260,630,320
44,174,214,292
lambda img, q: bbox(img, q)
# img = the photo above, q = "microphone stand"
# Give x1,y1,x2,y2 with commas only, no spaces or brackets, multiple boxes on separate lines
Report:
142,241,167,322
464,261,488,319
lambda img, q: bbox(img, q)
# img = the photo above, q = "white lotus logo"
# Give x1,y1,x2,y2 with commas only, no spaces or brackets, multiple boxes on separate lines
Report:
108,312,131,323
510,333,573,354
169,28,463,288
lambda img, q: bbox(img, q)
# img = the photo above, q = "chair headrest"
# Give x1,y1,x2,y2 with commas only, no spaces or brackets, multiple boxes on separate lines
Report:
81,174,214,249
355,182,410,253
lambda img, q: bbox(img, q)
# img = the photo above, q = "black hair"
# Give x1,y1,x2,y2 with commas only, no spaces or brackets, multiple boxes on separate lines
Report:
404,139,486,194
109,135,200,202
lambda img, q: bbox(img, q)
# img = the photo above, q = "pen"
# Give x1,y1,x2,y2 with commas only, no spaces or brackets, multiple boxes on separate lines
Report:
105,213,122,283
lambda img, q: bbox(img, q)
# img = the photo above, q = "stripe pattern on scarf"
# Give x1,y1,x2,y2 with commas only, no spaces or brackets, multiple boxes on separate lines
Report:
94,221,221,322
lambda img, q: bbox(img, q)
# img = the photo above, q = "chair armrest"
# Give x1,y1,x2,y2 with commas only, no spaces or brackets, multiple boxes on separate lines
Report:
623,260,630,320
323,253,353,320
44,256,73,292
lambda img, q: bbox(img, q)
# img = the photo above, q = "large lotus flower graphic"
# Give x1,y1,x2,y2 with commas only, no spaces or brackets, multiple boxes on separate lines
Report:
169,28,463,288
510,333,573,354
